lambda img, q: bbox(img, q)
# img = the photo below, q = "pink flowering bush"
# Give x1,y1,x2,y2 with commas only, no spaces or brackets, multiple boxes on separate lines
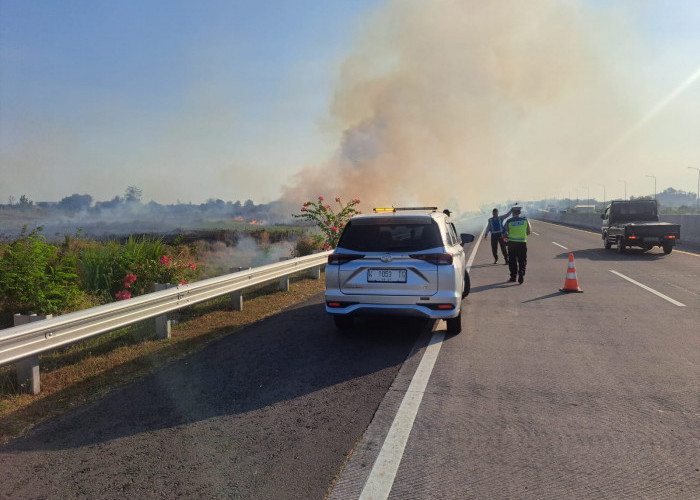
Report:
293,196,361,249
114,253,200,301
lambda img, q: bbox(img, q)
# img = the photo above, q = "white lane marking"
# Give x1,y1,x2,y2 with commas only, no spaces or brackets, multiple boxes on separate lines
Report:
468,225,487,270
532,231,540,236
609,270,686,307
552,242,568,249
358,330,445,500
358,232,482,499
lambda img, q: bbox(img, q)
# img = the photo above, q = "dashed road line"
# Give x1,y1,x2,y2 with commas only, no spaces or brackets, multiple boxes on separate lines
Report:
552,242,568,250
609,270,686,306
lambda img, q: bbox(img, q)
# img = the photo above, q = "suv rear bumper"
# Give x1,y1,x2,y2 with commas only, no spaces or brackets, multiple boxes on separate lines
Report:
325,292,461,319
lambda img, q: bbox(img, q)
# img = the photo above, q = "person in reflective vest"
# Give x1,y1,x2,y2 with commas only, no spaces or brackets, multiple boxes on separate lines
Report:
484,207,513,264
505,206,532,284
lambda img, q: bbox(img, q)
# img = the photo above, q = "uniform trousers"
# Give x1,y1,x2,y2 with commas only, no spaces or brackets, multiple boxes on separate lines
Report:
490,234,508,261
507,241,527,279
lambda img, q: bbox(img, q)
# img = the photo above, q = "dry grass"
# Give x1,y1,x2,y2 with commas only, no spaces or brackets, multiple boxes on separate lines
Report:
0,274,326,444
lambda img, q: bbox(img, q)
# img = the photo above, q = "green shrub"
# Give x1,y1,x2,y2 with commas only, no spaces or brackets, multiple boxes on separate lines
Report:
292,234,324,257
0,229,86,315
80,236,200,301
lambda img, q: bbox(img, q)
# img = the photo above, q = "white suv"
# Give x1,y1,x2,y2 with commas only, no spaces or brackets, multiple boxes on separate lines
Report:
325,207,475,334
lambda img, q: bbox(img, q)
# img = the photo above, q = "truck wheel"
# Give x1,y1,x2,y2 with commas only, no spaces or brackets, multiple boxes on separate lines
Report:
446,312,462,335
617,237,626,254
604,234,612,250
662,243,673,255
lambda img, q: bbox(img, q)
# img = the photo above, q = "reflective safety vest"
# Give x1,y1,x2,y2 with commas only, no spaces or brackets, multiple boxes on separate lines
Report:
507,218,528,242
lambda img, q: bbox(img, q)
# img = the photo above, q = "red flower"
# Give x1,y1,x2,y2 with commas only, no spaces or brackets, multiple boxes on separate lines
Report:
353,199,360,204
188,262,196,270
159,255,173,266
123,273,137,288
179,280,187,285
115,290,132,301
331,226,339,232
335,197,341,202
318,196,324,201
323,243,331,250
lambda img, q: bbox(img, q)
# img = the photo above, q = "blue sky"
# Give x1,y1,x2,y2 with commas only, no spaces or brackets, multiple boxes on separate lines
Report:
1,0,699,209
1,0,377,204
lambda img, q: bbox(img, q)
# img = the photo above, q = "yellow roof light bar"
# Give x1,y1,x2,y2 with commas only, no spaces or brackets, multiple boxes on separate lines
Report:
373,207,396,212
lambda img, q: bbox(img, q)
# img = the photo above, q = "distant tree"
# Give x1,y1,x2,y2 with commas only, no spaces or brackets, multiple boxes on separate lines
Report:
8,195,16,206
58,193,93,211
124,185,143,202
95,196,123,211
18,194,33,209
244,199,255,210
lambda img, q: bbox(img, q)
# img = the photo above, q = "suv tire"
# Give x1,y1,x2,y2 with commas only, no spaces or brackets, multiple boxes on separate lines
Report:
461,272,471,298
446,312,462,334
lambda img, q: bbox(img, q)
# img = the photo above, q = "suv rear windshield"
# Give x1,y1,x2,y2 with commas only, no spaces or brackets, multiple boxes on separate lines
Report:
337,218,443,252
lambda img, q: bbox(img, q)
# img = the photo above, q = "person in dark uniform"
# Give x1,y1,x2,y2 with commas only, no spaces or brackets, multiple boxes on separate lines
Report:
505,206,532,284
484,207,512,264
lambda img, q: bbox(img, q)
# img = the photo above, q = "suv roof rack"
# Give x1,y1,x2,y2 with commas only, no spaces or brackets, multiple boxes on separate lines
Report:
373,206,438,213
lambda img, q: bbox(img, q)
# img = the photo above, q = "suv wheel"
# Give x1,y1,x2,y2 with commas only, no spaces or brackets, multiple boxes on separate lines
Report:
461,272,471,298
446,312,462,334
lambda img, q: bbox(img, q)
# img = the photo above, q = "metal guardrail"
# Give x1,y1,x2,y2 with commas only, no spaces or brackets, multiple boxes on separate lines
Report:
0,251,331,368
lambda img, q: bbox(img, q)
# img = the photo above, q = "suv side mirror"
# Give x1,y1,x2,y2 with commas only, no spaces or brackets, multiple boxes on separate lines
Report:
460,233,475,244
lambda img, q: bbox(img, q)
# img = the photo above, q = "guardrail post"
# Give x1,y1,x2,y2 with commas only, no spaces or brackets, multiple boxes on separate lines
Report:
229,267,247,311
13,313,52,395
154,284,176,339
310,265,321,280
278,258,290,291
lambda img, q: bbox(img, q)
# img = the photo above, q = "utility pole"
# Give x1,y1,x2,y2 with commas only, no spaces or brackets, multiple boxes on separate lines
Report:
646,175,656,199
596,183,606,210
618,179,627,201
689,167,700,211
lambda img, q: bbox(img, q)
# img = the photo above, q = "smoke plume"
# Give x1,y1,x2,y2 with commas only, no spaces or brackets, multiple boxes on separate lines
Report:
282,0,638,211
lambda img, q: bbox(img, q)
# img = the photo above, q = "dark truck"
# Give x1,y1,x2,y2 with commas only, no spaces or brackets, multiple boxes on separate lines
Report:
601,200,680,254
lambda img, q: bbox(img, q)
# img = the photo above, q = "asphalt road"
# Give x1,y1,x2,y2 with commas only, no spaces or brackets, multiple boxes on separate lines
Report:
1,220,698,499
332,219,700,499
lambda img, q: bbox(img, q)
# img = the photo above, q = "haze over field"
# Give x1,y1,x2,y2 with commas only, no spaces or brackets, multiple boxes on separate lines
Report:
2,0,699,212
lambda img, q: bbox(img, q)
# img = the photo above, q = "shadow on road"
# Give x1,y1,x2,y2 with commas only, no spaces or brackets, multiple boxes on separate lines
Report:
554,248,674,262
521,292,569,304
1,299,424,453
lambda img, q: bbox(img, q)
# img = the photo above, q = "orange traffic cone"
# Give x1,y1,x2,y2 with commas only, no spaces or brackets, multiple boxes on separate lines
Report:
560,253,583,293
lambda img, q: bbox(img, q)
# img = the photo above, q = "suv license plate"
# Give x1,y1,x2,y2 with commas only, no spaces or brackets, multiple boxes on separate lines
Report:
367,269,407,283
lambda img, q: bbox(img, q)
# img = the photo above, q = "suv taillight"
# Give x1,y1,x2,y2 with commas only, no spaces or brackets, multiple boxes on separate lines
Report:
328,254,365,265
409,253,453,265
